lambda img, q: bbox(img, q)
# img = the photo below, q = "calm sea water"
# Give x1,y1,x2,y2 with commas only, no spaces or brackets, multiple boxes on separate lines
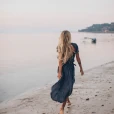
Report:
0,32,114,102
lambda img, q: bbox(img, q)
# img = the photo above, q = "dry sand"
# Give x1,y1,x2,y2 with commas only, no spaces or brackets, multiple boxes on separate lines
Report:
0,61,114,114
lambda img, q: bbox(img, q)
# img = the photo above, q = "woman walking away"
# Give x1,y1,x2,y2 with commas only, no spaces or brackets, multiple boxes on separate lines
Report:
50,30,84,114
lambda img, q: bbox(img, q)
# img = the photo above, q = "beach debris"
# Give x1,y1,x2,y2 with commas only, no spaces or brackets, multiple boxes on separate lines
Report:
101,104,104,106
86,98,89,101
95,95,97,96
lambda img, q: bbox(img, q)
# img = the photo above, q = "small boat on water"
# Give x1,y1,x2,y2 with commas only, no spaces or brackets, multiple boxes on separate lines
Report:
83,37,97,43
91,38,96,43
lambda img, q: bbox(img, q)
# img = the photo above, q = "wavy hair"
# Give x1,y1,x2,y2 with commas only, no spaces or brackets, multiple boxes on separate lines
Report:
57,30,73,64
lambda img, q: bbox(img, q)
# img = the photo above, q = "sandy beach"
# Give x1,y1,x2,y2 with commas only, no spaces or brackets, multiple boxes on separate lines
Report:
0,61,114,114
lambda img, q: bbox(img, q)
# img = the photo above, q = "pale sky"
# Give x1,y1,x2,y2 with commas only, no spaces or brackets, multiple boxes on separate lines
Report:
0,0,114,33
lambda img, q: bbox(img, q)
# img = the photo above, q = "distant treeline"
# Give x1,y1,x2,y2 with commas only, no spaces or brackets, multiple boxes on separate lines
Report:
78,22,114,33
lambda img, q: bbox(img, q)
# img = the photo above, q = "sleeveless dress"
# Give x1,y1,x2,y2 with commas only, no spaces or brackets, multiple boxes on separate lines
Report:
50,43,79,103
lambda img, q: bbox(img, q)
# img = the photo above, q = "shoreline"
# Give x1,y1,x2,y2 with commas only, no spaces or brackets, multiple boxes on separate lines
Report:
0,79,56,104
0,61,113,104
0,61,114,114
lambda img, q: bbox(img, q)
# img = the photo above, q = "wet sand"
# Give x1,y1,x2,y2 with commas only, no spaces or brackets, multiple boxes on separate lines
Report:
0,61,114,114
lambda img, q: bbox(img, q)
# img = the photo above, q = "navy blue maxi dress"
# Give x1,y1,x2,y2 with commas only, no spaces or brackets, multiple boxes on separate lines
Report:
50,43,79,103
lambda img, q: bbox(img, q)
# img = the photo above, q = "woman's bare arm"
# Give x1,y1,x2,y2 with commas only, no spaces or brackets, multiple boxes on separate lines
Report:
57,60,63,79
76,53,84,75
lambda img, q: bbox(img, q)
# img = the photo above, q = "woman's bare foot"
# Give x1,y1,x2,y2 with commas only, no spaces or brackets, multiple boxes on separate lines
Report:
60,107,64,114
67,101,71,106
67,99,71,106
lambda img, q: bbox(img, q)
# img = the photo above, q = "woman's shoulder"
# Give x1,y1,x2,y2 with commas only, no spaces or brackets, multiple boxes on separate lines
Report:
71,42,79,53
71,42,78,47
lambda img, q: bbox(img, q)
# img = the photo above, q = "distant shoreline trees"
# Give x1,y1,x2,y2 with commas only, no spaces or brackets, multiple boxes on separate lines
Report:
78,22,114,33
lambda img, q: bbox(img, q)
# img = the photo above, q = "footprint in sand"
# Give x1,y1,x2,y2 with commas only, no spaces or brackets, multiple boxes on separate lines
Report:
0,112,7,114
111,109,114,113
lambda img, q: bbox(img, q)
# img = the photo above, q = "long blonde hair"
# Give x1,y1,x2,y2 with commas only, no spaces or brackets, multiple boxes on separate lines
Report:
57,30,73,64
